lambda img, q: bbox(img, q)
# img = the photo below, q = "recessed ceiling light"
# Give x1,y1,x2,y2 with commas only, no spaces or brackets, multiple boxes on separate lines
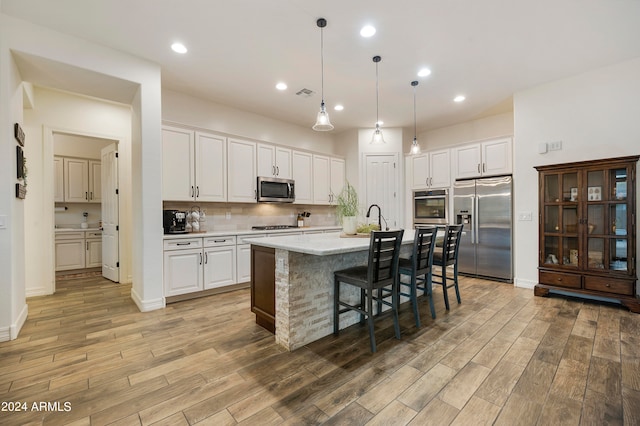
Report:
275,82,287,90
334,105,344,111
418,68,431,77
171,42,188,54
454,95,466,103
360,25,376,38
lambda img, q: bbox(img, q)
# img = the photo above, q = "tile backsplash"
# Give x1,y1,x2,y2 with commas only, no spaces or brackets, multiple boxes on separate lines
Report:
162,202,338,232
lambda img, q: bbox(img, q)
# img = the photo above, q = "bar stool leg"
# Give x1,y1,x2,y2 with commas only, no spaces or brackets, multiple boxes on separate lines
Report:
442,266,451,310
392,279,401,339
334,278,340,335
410,273,420,328
453,264,461,304
426,273,436,319
367,291,376,352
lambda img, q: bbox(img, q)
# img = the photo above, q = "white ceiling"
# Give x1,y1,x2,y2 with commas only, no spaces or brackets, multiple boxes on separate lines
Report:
3,0,640,133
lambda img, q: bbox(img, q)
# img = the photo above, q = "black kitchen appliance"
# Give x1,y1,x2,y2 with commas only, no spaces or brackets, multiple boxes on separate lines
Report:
163,210,188,234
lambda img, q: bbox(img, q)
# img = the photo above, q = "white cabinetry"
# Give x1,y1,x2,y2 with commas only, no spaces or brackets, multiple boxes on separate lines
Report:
454,137,512,179
163,236,237,297
62,158,101,203
54,156,64,202
257,144,292,179
228,138,257,203
162,126,227,202
313,155,345,204
292,151,313,204
203,236,237,289
55,231,102,271
410,149,450,189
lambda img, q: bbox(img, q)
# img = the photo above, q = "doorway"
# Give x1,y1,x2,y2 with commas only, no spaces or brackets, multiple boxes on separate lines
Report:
362,153,400,229
51,131,121,288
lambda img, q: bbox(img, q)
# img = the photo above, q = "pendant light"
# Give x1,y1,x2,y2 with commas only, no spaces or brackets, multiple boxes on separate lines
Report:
371,55,385,144
410,80,421,154
312,18,334,131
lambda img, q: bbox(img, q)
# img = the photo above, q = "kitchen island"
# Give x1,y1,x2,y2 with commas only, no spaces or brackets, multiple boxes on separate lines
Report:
244,230,416,351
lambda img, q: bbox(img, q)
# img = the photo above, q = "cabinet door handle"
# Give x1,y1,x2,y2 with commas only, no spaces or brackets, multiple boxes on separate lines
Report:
205,252,208,264
483,163,486,173
276,166,279,176
272,165,276,176
196,186,200,197
90,192,93,200
199,253,203,265
477,164,480,173
191,186,194,197
86,241,89,250
85,192,88,200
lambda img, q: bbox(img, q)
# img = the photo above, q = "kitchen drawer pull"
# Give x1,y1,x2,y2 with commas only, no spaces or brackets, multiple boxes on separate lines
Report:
213,239,227,243
177,242,191,246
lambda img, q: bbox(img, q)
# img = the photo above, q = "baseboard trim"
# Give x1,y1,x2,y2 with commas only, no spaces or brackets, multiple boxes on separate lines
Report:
514,278,536,289
26,287,50,298
0,303,29,342
130,287,165,312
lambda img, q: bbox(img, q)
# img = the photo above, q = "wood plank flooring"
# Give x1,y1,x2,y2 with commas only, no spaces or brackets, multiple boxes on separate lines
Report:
1,274,639,425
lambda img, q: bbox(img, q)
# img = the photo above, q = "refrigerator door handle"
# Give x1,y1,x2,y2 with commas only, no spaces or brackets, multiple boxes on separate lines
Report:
474,195,480,244
470,195,475,244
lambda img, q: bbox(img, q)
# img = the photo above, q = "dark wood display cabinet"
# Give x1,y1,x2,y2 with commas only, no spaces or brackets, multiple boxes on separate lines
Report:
535,155,639,312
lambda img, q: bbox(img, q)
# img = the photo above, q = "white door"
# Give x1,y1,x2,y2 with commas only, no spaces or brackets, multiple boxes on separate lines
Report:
101,144,120,282
363,154,399,229
162,126,195,201
163,249,203,296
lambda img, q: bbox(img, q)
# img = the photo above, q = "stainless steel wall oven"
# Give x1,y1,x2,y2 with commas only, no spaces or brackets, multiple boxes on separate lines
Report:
413,189,448,225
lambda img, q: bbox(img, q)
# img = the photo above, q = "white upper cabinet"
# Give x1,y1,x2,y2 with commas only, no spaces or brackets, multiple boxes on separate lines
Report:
54,156,64,202
257,144,292,179
64,157,90,202
312,155,344,205
88,160,102,203
454,137,512,179
228,138,257,203
292,150,313,204
330,157,345,203
162,126,227,202
195,131,227,202
162,126,195,201
410,149,450,189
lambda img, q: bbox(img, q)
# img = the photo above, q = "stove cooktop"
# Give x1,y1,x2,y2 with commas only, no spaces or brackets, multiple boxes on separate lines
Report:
251,225,299,230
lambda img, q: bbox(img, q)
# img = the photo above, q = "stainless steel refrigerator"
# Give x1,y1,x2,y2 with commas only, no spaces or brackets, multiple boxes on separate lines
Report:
453,176,513,282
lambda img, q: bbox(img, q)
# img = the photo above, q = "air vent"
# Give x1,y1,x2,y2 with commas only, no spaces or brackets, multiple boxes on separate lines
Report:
296,88,315,98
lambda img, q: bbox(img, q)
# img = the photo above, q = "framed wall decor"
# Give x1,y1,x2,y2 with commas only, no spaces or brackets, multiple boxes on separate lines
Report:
16,145,24,179
14,123,25,146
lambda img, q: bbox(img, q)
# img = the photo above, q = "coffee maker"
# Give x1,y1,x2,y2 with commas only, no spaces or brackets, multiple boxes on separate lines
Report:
163,210,187,234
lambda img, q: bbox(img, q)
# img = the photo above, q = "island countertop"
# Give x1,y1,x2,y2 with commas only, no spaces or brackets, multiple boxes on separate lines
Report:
243,229,416,256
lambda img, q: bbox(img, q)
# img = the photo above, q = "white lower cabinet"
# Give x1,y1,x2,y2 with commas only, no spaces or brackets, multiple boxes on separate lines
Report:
237,244,252,283
163,236,237,297
203,237,236,289
55,231,103,271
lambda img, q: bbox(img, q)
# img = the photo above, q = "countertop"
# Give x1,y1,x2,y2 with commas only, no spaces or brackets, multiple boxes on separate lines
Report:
162,225,342,240
243,229,416,256
55,227,102,233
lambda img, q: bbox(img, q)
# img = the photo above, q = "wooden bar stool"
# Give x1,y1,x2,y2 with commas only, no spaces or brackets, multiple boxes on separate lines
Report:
432,224,464,310
333,229,404,353
397,226,437,327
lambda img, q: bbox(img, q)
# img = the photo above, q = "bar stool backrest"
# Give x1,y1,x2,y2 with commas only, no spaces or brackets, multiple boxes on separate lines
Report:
368,230,404,286
442,224,464,266
413,226,437,274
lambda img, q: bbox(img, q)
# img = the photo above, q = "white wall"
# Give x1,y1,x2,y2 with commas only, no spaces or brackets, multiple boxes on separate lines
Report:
513,57,640,289
23,87,133,297
54,133,114,159
162,89,337,155
0,12,163,340
421,111,514,150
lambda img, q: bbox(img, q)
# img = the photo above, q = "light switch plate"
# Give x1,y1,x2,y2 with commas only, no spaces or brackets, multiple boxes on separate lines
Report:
518,211,532,221
0,215,6,229
549,140,563,151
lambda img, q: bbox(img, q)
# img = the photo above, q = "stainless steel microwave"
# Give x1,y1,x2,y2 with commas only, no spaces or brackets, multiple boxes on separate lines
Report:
413,189,448,225
257,176,295,203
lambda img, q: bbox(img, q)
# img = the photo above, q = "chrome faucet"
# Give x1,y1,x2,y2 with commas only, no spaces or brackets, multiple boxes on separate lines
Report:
366,204,382,231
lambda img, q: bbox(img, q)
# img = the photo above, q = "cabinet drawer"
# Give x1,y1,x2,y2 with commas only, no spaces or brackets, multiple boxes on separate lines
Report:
85,231,103,239
55,231,85,240
164,238,202,251
584,276,634,296
204,236,236,247
539,271,581,289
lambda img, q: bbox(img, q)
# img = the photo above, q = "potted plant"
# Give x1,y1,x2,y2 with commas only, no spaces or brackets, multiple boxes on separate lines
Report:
336,181,359,234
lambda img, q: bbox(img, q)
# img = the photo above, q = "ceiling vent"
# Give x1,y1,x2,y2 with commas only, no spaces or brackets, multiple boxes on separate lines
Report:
296,88,315,98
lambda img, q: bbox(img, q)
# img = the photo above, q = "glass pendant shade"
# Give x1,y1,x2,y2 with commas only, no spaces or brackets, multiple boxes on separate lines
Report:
410,137,421,154
371,125,386,145
312,18,333,132
313,101,334,131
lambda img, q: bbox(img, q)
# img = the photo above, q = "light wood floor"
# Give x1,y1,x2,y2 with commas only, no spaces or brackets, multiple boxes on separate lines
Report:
1,274,639,425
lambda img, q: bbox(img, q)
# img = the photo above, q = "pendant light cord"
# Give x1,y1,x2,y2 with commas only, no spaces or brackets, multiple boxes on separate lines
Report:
413,84,417,139
320,25,325,104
